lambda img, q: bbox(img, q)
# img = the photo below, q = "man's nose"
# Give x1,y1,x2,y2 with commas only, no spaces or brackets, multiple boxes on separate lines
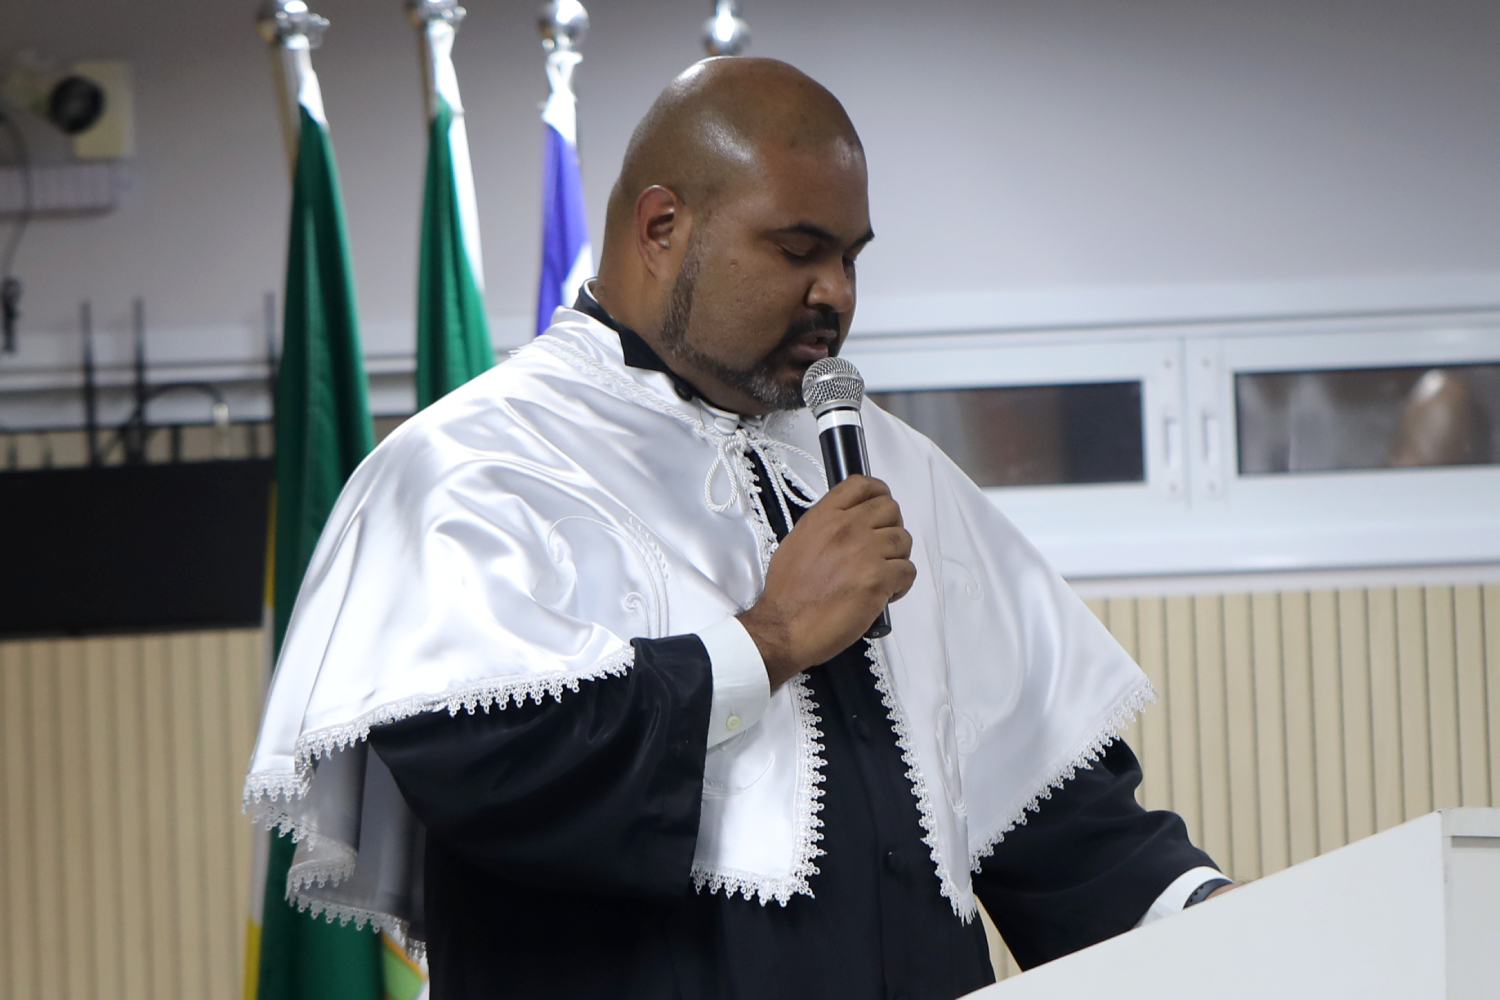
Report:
806,262,855,316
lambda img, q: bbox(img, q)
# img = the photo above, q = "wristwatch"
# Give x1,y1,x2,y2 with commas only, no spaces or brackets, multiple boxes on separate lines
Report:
1184,877,1234,907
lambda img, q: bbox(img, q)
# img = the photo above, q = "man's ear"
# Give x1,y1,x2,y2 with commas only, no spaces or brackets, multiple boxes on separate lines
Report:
635,185,690,279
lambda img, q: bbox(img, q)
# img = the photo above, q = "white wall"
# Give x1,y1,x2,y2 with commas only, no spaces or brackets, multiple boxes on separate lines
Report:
4,0,1500,422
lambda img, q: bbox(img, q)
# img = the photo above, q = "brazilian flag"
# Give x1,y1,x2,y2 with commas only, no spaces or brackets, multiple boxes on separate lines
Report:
415,93,491,407
245,90,383,1000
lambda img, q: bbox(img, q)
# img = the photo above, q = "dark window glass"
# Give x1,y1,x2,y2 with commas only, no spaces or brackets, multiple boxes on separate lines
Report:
868,382,1144,487
1236,364,1500,475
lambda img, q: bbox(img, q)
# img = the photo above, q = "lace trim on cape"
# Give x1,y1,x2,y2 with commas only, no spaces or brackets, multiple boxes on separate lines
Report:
289,886,428,963
536,329,833,908
243,647,635,826
243,647,637,958
272,834,428,960
967,676,1157,875
864,639,961,914
689,671,828,905
293,902,426,964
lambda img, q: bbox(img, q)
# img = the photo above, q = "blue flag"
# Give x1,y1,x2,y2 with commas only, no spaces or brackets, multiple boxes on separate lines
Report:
536,49,593,337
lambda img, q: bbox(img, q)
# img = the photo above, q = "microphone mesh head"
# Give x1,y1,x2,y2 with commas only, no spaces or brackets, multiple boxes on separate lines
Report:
802,357,865,414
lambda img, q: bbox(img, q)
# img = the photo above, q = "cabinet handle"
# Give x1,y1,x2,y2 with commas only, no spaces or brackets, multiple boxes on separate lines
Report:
1164,415,1182,469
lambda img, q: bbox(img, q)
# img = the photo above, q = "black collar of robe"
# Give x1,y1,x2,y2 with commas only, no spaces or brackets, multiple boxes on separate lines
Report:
571,287,706,403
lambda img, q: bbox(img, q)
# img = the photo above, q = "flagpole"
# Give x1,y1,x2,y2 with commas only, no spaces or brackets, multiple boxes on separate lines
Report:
409,0,485,293
246,6,385,1000
703,0,750,56
408,0,492,408
247,10,329,994
408,0,443,118
256,1,329,178
535,0,593,336
407,0,460,119
538,0,588,163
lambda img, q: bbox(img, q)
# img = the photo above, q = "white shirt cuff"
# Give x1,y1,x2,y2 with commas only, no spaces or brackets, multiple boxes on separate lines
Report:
697,616,771,748
1136,866,1228,928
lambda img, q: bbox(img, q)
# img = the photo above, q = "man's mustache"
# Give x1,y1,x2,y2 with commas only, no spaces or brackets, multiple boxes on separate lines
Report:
779,310,842,346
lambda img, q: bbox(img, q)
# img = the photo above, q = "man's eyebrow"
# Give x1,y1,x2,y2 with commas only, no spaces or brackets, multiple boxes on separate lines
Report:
773,222,876,248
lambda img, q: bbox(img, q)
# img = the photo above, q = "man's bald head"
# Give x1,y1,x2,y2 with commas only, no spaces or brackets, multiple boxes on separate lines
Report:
603,58,864,248
592,58,872,416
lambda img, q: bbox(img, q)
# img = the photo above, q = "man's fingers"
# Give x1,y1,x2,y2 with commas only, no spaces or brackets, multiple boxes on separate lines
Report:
849,495,904,530
826,474,890,509
885,558,918,603
877,526,913,560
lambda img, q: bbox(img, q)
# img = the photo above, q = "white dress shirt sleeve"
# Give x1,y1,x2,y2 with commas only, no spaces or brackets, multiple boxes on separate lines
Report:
1135,866,1229,928
696,616,772,748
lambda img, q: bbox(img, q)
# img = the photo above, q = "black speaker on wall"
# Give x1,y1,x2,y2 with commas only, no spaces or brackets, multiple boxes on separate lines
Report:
0,460,273,637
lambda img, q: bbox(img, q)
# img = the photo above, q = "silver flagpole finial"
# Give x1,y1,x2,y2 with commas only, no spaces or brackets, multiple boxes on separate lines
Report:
539,0,589,53
703,0,749,57
256,0,330,173
407,0,466,28
256,0,329,47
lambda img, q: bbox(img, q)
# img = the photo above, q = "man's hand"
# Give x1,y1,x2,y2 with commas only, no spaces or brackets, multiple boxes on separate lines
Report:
738,475,916,689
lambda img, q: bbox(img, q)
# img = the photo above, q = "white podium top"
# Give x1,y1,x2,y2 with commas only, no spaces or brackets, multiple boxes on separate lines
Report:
966,808,1500,1000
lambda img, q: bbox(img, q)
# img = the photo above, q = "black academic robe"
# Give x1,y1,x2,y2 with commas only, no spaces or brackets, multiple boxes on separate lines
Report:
367,303,1218,999
371,640,1212,1000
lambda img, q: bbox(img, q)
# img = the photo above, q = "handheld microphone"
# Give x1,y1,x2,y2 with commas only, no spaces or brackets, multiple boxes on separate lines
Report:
802,357,891,639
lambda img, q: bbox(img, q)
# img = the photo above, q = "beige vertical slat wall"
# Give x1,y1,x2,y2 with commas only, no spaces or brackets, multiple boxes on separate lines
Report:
1098,586,1499,869
0,631,262,1000
987,583,1500,980
2,585,1497,996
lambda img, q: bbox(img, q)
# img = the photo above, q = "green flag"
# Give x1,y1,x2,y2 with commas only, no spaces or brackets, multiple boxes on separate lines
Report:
250,99,383,1000
415,96,491,407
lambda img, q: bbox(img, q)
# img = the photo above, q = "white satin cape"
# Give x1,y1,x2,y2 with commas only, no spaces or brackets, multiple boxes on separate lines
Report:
244,308,1153,951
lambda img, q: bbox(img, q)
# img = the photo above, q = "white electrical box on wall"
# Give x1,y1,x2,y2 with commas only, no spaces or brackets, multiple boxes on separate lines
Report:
71,59,133,160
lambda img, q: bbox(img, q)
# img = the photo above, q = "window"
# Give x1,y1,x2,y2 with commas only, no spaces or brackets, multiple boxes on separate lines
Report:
1236,363,1498,475
868,382,1143,487
844,313,1500,579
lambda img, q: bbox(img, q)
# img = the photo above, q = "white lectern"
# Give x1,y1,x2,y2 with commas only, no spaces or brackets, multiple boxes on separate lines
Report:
966,808,1499,1000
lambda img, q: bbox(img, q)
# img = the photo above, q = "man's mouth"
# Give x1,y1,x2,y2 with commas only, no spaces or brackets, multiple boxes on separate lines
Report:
786,333,835,363
779,316,841,364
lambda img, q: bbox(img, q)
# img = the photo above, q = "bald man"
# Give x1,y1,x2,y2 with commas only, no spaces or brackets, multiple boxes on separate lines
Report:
251,58,1227,1000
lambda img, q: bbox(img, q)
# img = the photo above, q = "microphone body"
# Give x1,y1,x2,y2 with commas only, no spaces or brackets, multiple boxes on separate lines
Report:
816,409,871,482
803,359,892,639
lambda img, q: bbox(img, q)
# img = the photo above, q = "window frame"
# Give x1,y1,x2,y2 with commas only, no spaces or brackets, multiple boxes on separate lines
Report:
842,310,1500,579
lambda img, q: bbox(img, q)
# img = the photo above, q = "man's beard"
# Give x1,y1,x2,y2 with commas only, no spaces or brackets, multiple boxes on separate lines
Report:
658,238,839,412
